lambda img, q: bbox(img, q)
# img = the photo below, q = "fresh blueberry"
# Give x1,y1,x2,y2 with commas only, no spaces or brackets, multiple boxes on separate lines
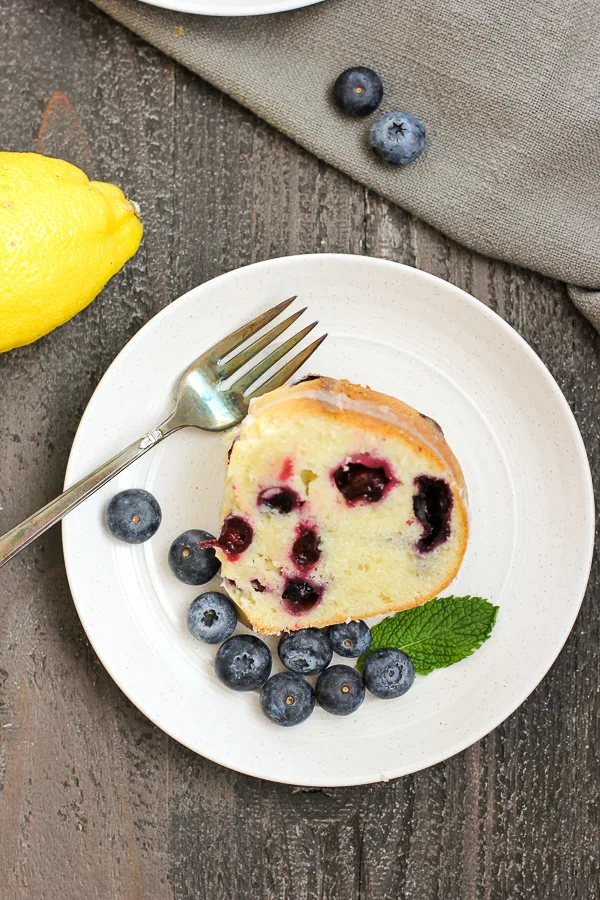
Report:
214,634,272,691
333,66,383,117
370,111,426,166
105,489,161,544
260,672,315,726
186,592,237,644
328,621,372,658
169,529,221,585
363,648,415,699
315,665,365,716
278,628,333,675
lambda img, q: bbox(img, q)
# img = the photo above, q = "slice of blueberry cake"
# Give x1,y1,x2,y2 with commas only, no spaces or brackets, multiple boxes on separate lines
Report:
211,377,468,634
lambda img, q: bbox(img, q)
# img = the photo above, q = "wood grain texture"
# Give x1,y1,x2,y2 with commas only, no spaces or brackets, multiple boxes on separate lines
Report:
0,1,598,898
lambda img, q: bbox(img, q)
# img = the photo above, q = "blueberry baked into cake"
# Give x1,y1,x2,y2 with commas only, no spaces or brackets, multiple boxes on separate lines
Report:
209,376,468,635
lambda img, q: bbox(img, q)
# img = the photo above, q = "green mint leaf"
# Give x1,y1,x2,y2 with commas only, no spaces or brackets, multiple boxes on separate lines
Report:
358,595,499,675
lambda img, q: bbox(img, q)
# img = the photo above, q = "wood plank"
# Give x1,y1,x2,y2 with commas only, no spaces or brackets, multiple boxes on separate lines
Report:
0,4,177,899
0,1,598,899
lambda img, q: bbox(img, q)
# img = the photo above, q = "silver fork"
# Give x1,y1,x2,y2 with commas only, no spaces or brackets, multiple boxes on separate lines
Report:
0,298,326,568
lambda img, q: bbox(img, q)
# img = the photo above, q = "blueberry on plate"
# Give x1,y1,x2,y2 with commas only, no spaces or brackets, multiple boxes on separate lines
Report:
316,665,365,716
328,620,372,658
260,672,315,726
214,634,272,691
169,529,220,585
187,592,237,644
333,66,383,117
105,489,161,544
278,628,333,675
363,648,415,699
370,111,426,166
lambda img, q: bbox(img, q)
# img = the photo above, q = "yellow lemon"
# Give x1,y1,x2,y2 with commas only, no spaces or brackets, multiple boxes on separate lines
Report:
0,152,143,352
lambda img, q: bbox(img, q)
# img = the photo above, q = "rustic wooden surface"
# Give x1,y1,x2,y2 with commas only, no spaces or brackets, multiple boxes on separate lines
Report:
1,1,599,898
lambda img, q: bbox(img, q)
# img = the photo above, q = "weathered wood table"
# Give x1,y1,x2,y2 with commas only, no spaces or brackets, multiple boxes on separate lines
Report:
1,2,599,897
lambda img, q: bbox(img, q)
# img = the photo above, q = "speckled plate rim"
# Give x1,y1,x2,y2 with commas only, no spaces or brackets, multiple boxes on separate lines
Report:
62,254,595,786
137,0,324,17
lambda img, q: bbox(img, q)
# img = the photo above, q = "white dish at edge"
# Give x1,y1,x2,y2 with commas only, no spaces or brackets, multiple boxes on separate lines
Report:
63,254,594,786
137,0,324,17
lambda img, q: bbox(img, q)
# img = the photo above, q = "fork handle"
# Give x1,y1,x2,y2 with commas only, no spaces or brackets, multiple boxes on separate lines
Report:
0,424,173,569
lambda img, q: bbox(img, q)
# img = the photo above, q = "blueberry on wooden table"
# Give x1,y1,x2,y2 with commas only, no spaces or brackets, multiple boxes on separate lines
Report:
278,628,333,675
105,489,161,544
187,592,237,644
168,529,221,585
333,66,383,117
316,665,365,716
363,648,415,699
370,111,426,165
328,620,372,658
260,672,315,726
214,635,272,691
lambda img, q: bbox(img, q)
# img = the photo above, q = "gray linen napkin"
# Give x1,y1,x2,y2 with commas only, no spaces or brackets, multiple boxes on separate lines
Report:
91,0,600,329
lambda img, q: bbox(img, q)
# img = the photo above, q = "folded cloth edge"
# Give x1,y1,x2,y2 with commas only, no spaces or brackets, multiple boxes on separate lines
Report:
567,287,600,332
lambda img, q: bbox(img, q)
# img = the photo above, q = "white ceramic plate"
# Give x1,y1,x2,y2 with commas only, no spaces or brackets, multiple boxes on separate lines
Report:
137,0,324,17
63,254,594,786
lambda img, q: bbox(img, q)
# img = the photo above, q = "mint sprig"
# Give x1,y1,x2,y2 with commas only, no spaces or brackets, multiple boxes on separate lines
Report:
358,595,499,675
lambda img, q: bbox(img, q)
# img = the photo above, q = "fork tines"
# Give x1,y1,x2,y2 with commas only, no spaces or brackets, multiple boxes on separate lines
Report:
209,297,327,398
